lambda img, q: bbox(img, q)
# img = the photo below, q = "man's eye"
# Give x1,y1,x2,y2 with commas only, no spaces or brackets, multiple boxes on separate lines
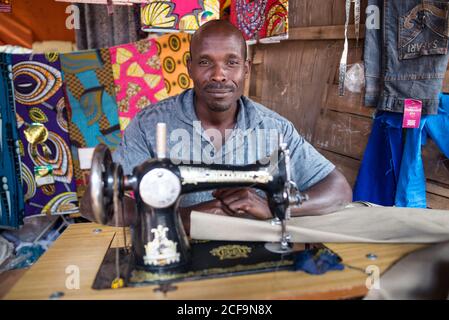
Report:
199,60,209,66
228,60,239,65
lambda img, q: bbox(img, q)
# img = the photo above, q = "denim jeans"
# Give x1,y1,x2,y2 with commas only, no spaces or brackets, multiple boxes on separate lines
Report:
365,0,449,115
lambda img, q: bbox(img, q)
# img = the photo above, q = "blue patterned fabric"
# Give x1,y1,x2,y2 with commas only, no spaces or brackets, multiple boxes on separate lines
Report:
0,53,24,229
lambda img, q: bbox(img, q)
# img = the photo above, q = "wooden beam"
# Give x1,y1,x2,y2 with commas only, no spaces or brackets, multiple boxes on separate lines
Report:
289,25,365,41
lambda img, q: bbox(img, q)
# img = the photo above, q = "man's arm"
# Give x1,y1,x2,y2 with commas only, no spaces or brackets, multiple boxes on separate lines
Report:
210,168,352,219
291,168,352,216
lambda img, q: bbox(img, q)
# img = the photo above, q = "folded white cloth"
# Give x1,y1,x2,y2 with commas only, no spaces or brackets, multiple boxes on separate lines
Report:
191,206,449,243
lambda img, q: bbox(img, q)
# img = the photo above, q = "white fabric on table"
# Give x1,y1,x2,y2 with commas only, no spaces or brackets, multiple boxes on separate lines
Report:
191,206,449,243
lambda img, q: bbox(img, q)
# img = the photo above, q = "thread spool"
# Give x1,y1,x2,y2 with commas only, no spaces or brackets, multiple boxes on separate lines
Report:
156,123,167,159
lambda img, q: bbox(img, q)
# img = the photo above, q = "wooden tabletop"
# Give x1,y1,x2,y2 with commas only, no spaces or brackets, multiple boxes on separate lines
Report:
3,222,426,300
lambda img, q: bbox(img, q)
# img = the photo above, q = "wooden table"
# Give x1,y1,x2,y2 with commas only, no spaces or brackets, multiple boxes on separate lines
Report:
3,223,426,300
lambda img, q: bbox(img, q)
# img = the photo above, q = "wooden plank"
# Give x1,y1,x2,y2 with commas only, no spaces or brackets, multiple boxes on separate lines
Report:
4,222,426,300
0,269,29,299
253,40,339,142
427,192,449,210
318,149,361,187
313,110,372,160
290,0,345,28
244,46,253,97
325,84,374,117
423,140,449,186
289,25,366,41
427,182,449,198
289,0,368,29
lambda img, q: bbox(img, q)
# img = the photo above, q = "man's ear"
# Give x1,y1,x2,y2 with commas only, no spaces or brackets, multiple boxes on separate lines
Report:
244,59,252,79
187,56,192,78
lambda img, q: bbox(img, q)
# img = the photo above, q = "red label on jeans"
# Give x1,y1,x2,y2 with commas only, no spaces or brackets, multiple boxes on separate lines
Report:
402,99,422,129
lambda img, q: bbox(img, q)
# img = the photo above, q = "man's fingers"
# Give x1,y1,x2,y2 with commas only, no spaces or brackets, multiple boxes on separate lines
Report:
213,188,250,200
220,191,250,207
228,200,251,213
220,201,236,216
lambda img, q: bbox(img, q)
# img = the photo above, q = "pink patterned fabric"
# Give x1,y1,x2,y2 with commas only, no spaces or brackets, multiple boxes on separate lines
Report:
109,38,167,132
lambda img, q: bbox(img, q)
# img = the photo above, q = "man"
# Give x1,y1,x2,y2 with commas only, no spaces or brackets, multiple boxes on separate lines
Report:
81,20,352,231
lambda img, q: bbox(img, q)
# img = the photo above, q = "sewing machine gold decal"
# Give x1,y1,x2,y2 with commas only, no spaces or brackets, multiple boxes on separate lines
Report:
144,225,181,266
210,245,252,261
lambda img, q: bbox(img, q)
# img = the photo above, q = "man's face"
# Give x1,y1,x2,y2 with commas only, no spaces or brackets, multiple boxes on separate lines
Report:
188,34,250,112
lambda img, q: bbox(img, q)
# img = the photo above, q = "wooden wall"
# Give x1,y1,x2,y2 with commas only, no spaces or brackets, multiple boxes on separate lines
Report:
249,0,449,209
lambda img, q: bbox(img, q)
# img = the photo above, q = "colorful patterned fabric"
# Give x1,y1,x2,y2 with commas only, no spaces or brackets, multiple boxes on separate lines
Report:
61,49,121,197
156,33,193,97
0,53,24,229
12,53,79,217
220,0,231,19
140,0,219,32
110,38,167,131
230,0,288,42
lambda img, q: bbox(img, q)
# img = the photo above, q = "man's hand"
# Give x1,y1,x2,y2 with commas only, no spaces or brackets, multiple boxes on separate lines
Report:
212,188,272,220
179,199,235,235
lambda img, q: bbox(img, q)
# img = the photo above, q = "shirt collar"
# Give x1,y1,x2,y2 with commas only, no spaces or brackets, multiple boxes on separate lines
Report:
175,89,263,132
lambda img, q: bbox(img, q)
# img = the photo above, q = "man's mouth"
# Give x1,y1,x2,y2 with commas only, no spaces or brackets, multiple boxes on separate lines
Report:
205,87,234,98
206,91,233,99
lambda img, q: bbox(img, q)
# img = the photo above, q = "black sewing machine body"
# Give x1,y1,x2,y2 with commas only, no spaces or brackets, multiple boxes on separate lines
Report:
129,151,291,272
89,125,306,276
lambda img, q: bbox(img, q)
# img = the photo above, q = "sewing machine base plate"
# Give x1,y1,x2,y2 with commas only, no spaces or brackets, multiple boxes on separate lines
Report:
92,241,329,290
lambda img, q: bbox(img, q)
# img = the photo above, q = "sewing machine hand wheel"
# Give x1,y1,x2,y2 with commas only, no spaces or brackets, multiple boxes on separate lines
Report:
90,144,123,225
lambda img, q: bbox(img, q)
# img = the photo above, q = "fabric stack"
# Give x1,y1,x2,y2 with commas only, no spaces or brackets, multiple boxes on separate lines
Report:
139,0,288,43
0,34,192,229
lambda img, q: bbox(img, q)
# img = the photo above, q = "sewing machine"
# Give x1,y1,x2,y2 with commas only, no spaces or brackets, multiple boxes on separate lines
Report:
87,123,308,276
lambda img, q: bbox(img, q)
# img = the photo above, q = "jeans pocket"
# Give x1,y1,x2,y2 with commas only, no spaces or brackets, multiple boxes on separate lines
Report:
399,1,449,60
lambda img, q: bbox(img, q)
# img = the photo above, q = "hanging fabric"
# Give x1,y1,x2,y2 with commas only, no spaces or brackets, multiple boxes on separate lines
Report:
396,93,449,208
0,53,24,229
110,38,167,132
11,53,79,217
71,2,145,50
353,112,404,206
140,0,220,33
230,0,288,43
156,33,193,97
60,49,121,198
220,0,231,20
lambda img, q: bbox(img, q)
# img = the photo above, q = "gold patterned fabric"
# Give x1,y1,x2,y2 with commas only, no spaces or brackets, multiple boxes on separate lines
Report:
156,33,193,97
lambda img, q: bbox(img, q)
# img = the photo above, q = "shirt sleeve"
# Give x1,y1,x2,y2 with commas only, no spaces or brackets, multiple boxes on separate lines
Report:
112,116,154,175
283,121,335,191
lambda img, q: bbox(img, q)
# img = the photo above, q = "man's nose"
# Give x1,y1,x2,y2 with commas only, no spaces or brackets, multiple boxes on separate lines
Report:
211,64,227,82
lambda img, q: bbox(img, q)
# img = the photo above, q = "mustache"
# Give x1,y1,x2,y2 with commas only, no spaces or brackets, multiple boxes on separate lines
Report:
204,83,236,91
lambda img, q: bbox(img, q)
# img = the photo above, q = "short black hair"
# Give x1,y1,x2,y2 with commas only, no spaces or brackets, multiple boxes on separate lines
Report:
189,20,248,61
